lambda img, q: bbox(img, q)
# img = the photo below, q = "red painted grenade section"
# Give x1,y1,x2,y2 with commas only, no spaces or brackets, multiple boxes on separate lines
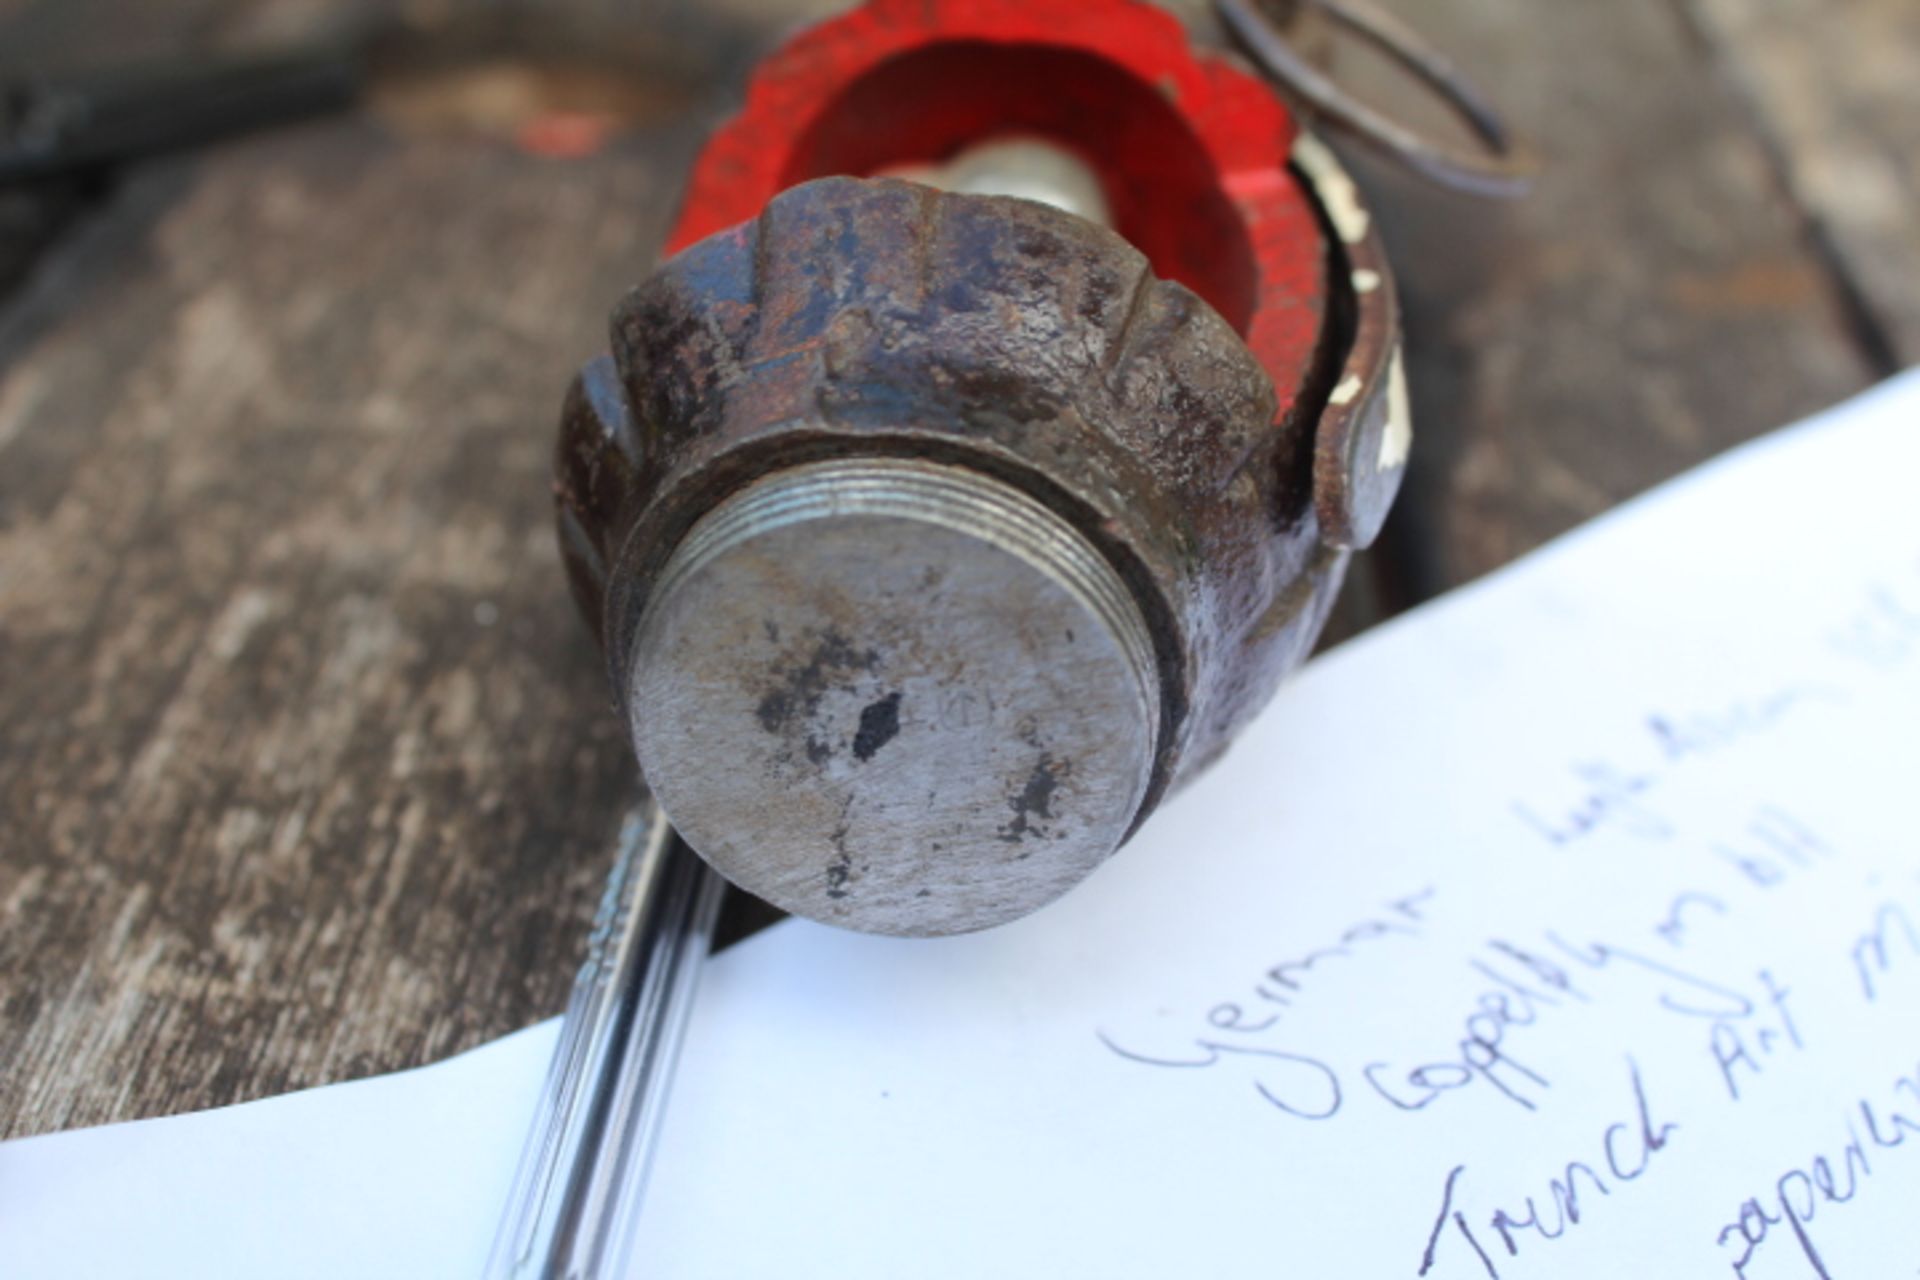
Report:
664,0,1329,423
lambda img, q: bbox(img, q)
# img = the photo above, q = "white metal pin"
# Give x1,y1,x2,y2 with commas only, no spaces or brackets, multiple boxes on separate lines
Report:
484,802,726,1280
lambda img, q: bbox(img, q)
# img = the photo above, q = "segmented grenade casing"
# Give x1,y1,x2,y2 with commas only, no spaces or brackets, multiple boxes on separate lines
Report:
554,0,1408,937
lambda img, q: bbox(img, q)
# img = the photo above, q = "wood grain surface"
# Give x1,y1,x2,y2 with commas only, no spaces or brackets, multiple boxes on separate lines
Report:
1683,0,1919,367
0,0,1910,1139
1346,1,1883,595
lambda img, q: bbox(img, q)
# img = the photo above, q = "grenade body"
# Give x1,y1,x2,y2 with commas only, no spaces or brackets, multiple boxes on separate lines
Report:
555,0,1408,936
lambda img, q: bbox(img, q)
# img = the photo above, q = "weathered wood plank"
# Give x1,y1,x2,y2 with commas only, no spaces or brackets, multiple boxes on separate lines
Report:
1680,0,1920,368
0,95,716,1141
1344,0,1879,590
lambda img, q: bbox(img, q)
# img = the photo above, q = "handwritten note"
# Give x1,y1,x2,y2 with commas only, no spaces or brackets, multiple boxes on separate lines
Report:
3,371,1917,1279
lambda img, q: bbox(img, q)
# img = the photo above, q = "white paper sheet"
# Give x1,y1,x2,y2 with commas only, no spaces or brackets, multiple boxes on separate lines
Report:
4,371,1918,1280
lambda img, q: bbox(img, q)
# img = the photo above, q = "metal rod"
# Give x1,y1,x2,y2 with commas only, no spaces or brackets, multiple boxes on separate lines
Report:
484,802,726,1280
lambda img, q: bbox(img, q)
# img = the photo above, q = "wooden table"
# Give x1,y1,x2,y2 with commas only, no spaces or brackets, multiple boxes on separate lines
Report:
2,0,1913,1139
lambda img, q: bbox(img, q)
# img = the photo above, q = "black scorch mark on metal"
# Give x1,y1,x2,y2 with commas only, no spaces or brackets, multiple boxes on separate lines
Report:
755,629,882,756
852,692,904,762
826,803,855,900
1000,753,1063,844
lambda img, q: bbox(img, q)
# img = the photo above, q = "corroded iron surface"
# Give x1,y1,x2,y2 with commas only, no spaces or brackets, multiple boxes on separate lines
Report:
558,176,1349,932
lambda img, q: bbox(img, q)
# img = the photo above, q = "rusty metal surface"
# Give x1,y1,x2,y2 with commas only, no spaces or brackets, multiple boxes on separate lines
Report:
1295,131,1411,551
557,176,1354,930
